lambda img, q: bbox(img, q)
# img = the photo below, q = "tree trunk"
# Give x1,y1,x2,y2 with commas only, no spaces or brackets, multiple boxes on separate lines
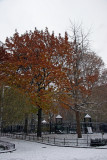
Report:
37,108,42,137
75,111,82,138
49,121,52,134
24,114,28,134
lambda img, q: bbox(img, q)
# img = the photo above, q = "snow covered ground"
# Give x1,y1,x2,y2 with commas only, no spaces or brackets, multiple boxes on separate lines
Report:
0,136,107,160
42,132,107,139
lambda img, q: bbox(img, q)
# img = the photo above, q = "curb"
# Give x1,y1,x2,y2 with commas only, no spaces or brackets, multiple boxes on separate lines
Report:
0,148,16,154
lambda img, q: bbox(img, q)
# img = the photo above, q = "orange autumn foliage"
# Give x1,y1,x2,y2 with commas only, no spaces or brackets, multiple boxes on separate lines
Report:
0,28,71,112
0,27,103,114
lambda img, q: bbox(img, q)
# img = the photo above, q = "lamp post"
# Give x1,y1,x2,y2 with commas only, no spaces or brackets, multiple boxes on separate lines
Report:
0,85,10,133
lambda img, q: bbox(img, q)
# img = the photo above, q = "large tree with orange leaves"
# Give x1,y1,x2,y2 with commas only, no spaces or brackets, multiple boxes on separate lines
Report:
0,28,70,136
0,26,104,138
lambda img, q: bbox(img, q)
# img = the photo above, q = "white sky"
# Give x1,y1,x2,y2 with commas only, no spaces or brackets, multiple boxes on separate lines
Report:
0,0,107,66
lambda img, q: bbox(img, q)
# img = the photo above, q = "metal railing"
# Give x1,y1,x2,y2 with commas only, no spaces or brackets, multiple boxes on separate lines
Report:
0,132,91,147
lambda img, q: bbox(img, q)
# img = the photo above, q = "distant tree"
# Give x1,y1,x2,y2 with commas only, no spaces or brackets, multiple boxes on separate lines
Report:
87,68,107,122
98,68,107,85
0,86,33,126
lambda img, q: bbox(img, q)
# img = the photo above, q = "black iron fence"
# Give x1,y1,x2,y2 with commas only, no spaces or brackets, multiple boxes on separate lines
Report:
1,122,107,135
0,132,91,147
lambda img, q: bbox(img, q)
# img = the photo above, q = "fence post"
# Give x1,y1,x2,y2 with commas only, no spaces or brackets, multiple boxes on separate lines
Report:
25,134,26,140
33,135,35,141
54,137,55,144
37,136,39,141
77,138,78,146
87,134,88,146
48,137,49,143
64,138,65,145
42,137,43,142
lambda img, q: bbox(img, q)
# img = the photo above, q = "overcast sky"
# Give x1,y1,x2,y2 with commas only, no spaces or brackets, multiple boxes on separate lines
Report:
0,0,107,66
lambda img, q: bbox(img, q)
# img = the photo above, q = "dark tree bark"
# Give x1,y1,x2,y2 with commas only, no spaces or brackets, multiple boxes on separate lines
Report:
49,121,52,134
37,108,42,137
75,111,82,138
24,114,28,134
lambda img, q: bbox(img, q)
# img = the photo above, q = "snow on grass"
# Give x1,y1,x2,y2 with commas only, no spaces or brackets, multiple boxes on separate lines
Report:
42,133,107,139
42,133,107,147
0,136,107,160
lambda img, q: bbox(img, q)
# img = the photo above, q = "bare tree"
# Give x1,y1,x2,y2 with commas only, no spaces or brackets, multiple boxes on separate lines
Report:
58,24,104,138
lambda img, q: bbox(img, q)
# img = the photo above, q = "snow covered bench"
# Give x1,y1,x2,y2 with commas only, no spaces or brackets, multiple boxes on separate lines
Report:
90,138,107,146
